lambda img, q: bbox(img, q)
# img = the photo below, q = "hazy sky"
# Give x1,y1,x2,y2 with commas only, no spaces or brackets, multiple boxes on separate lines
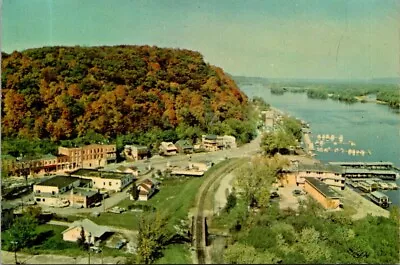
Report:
2,0,399,79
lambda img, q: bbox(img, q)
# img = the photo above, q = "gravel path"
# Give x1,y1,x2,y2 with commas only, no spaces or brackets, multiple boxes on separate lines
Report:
1,250,125,264
213,172,236,213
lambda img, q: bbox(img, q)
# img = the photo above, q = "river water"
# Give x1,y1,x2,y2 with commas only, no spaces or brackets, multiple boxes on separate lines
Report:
239,83,400,207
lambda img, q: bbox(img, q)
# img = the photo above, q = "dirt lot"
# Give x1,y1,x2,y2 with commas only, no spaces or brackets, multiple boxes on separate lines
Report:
278,185,307,210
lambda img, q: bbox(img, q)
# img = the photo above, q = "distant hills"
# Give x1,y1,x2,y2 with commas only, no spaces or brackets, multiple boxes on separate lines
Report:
1,45,249,141
233,75,400,85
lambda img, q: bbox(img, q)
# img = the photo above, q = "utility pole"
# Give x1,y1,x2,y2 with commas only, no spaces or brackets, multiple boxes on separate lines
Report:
11,241,18,264
88,233,92,265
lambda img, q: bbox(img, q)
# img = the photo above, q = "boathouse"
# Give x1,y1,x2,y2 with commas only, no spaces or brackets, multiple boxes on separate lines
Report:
304,177,342,209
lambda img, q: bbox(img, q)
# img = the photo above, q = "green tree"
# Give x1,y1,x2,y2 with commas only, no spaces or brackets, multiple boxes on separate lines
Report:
136,213,167,264
7,214,38,263
130,185,139,201
223,243,280,264
77,227,87,250
225,190,237,213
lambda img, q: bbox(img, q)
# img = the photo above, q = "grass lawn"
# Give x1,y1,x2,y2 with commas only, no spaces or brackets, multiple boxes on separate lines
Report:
87,160,233,231
210,198,248,231
1,224,85,256
85,211,142,230
155,244,192,264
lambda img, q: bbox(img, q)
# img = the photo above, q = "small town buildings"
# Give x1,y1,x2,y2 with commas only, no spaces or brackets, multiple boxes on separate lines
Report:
114,165,139,177
62,218,111,244
33,175,84,206
221,135,237,149
137,178,158,201
279,162,345,189
1,144,117,177
69,187,102,208
58,143,117,169
159,142,178,156
262,110,275,129
201,135,237,151
69,168,134,192
201,135,222,151
175,140,194,154
123,145,149,161
304,177,342,209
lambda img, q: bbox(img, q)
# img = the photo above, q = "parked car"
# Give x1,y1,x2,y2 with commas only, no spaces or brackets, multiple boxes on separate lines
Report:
293,189,307,196
270,191,280,198
108,206,126,214
115,241,126,249
292,189,302,196
90,246,102,253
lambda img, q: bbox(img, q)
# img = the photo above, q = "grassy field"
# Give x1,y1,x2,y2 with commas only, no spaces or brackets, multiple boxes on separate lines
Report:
1,224,84,256
86,160,233,232
155,244,192,264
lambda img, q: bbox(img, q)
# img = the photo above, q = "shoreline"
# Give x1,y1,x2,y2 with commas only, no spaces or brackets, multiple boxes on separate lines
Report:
266,104,394,217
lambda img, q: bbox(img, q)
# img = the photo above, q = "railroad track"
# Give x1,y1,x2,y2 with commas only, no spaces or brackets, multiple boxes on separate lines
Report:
194,158,246,264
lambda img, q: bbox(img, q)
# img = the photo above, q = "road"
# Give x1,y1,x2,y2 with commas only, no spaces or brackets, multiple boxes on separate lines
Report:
16,133,263,217
0,250,125,265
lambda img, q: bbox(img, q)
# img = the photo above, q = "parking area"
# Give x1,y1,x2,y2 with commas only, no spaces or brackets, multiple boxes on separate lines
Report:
277,185,307,210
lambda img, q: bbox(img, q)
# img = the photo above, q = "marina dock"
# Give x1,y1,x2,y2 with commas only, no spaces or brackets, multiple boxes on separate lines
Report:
342,169,398,180
329,161,394,171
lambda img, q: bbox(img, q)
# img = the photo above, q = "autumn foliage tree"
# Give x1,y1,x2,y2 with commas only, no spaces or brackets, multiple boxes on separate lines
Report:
1,46,253,145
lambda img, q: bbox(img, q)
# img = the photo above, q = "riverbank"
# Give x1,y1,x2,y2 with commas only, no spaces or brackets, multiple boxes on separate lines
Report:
266,104,393,219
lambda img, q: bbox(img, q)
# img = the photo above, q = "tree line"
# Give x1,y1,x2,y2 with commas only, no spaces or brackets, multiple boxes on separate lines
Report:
1,45,256,159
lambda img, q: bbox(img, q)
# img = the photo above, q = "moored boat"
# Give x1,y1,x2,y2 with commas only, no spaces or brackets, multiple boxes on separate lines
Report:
367,191,391,209
358,181,372,192
386,182,398,190
364,180,379,191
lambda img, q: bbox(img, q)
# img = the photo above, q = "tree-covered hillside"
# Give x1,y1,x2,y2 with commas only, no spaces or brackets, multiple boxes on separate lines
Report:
1,45,251,144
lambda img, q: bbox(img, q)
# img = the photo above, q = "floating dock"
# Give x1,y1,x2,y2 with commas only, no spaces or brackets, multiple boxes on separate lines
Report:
329,161,394,171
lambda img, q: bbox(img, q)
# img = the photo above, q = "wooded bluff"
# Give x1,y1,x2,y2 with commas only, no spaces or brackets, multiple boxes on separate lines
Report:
1,45,252,143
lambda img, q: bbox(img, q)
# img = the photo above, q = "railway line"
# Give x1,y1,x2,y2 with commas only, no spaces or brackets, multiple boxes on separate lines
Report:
193,158,246,264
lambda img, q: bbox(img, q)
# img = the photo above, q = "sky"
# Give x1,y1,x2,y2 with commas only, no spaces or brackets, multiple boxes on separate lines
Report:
1,0,399,80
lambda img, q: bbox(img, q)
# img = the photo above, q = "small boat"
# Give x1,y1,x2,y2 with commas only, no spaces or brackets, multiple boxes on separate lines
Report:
317,134,321,139
386,182,398,190
364,180,379,191
338,135,344,143
348,180,359,188
368,191,391,209
358,181,372,192
330,135,335,141
378,182,389,190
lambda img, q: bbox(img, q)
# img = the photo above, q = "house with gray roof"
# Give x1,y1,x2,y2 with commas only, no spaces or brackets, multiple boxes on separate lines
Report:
62,218,111,244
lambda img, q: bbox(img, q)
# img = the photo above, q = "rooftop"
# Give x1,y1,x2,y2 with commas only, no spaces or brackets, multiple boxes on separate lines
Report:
72,187,99,197
36,175,80,188
62,218,110,238
329,161,393,166
175,140,194,148
297,163,343,173
70,168,133,179
343,168,397,175
203,134,218,140
304,177,342,198
124,144,148,150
